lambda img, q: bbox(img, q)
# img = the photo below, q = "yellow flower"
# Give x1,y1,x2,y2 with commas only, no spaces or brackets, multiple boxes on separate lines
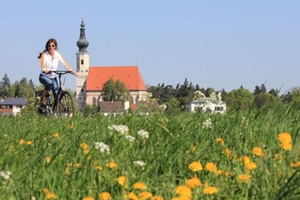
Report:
175,185,192,197
246,162,257,171
46,157,51,163
215,138,224,145
128,192,139,200
238,174,251,183
133,182,147,190
83,197,94,200
203,186,218,195
44,188,56,199
280,142,292,150
223,148,233,158
96,165,102,171
52,133,59,138
19,139,25,145
26,141,33,146
107,160,118,169
278,132,292,143
117,176,128,188
75,163,81,168
185,177,202,188
66,163,72,167
84,149,89,154
139,191,153,199
188,161,203,172
205,162,217,173
191,146,196,152
239,156,250,165
215,170,223,175
291,161,300,168
252,147,262,156
151,195,164,200
80,142,88,150
99,192,111,200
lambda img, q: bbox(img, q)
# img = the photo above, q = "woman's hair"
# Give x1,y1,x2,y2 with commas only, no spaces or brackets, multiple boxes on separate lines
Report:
37,38,58,59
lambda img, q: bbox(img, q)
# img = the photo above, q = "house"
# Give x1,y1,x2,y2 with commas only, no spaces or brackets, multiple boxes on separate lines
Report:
99,101,130,116
75,18,147,110
0,97,28,116
186,92,226,114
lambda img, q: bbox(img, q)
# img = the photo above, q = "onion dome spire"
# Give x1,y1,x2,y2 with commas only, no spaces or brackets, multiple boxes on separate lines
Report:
76,17,89,52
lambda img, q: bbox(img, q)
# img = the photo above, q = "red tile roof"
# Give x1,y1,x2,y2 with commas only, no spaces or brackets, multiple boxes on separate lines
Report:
86,66,147,91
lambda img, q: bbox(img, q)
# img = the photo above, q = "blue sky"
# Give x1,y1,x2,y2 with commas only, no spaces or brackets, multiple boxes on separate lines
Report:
1,0,299,94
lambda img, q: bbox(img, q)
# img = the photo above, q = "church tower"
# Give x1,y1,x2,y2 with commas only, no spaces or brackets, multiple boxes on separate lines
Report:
76,18,89,109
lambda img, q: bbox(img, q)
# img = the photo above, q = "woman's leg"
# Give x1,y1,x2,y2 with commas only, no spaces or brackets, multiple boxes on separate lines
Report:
39,74,53,105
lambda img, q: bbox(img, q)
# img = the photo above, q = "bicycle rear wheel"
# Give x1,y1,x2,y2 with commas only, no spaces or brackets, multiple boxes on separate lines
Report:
58,91,75,118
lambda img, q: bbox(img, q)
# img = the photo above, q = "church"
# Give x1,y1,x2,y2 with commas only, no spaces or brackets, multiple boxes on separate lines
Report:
75,19,148,109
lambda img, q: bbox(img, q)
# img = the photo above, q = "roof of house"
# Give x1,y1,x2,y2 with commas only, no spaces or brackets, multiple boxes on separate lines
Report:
0,98,28,105
189,98,226,104
86,66,147,91
99,101,125,113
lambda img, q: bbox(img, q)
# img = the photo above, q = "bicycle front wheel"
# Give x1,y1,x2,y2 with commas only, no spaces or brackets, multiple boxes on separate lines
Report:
58,91,75,118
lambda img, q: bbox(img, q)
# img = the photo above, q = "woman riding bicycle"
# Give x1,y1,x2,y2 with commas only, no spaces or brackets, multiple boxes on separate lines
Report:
37,38,75,106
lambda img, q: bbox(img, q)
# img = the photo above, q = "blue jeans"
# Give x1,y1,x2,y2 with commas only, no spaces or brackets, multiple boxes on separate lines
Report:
39,73,58,97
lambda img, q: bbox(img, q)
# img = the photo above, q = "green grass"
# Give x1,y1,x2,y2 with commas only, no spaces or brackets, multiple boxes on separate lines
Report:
0,105,299,200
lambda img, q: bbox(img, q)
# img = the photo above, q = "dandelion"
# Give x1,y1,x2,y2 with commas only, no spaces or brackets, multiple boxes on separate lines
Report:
224,148,233,158
107,160,117,169
84,149,89,154
26,141,33,146
46,157,51,163
291,161,300,168
138,130,149,139
75,163,81,168
133,160,146,167
238,174,251,183
246,162,257,171
133,182,147,190
239,156,250,165
280,142,292,150
203,186,218,195
205,162,217,173
139,191,153,199
43,188,56,199
19,139,25,145
151,195,164,200
80,142,88,150
96,165,102,171
117,176,127,188
95,142,110,152
52,133,59,138
128,192,138,200
188,161,203,172
216,138,224,145
185,177,202,188
108,125,129,135
125,135,136,142
175,185,192,197
99,192,112,200
252,147,262,156
83,197,94,200
278,132,292,143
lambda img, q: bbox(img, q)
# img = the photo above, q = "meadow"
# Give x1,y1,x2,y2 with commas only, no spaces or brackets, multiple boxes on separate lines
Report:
0,105,299,200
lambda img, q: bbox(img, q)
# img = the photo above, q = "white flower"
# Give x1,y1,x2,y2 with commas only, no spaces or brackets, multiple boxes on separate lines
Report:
202,118,212,128
108,125,129,135
95,142,110,152
137,130,149,139
125,135,136,142
0,171,12,180
134,161,146,167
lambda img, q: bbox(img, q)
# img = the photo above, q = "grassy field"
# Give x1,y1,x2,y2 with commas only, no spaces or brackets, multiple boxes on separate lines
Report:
0,105,299,200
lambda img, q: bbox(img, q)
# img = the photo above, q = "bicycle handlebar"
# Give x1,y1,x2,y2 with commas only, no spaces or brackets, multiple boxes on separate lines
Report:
47,70,76,76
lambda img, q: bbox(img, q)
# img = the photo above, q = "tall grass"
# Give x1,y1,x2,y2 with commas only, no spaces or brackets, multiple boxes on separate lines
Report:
0,104,299,199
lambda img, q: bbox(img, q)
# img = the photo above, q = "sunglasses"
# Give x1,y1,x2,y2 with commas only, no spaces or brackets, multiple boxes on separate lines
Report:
47,44,55,48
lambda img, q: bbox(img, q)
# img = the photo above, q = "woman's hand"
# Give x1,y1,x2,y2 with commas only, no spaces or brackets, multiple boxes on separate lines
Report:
43,70,49,74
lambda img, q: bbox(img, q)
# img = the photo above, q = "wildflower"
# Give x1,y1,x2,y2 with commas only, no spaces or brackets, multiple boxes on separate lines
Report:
52,133,59,138
80,142,88,150
191,146,196,152
138,130,149,139
95,142,110,152
84,149,89,154
96,165,102,171
185,177,202,188
125,135,136,142
139,191,153,199
26,141,33,146
216,138,224,145
46,157,51,163
108,125,129,135
19,139,25,145
133,160,146,167
175,185,192,197
278,132,292,143
83,197,94,200
215,170,223,175
75,163,81,168
239,156,250,165
151,195,164,200
133,182,147,190
203,186,218,195
117,176,127,188
246,162,257,171
107,160,117,169
43,188,56,199
202,118,212,128
238,174,251,183
280,142,292,150
99,192,111,200
252,147,262,156
291,161,300,168
224,148,233,158
205,162,217,173
0,171,12,180
188,161,203,172
128,192,138,200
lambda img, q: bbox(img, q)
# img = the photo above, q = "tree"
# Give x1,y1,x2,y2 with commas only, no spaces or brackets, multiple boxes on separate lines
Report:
225,88,254,111
254,93,277,108
101,78,130,101
0,74,11,97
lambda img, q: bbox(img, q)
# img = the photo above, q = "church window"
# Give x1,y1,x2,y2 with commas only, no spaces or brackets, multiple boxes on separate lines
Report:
81,59,84,65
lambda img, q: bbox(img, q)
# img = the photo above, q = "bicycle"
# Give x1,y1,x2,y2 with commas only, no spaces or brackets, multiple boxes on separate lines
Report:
35,70,75,118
